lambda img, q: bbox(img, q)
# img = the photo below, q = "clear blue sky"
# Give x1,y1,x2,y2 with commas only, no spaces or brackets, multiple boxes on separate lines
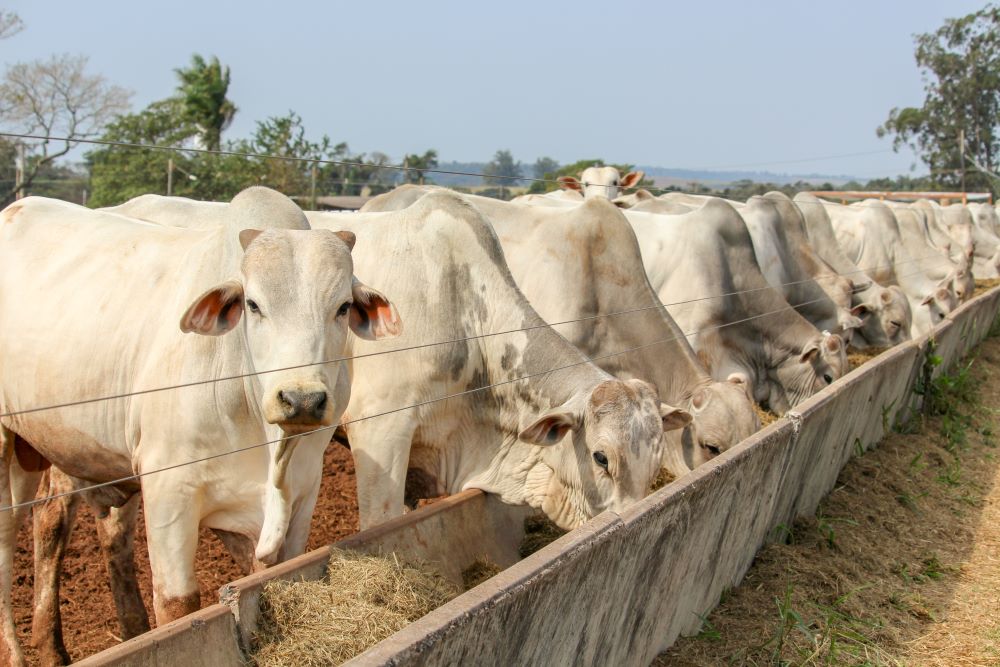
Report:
2,0,989,178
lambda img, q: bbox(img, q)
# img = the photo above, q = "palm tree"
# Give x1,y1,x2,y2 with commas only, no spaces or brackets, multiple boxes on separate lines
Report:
174,54,237,151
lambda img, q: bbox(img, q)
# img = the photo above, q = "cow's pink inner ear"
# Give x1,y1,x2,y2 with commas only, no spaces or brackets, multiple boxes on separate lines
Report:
621,171,644,188
519,412,576,446
349,281,402,340
558,176,581,191
180,281,244,336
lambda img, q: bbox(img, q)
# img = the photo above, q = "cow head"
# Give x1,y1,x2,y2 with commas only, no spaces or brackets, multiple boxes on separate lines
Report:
680,374,759,468
559,167,644,200
181,228,401,435
850,285,911,348
767,331,847,415
923,279,959,316
517,378,689,530
949,266,975,302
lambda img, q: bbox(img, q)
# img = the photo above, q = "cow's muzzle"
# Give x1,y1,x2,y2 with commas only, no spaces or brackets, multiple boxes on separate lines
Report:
264,381,333,432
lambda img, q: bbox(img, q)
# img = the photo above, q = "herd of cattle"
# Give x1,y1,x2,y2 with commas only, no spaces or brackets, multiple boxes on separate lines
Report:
0,167,998,665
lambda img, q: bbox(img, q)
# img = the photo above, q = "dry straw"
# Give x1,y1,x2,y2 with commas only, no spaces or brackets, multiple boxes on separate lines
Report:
252,549,459,666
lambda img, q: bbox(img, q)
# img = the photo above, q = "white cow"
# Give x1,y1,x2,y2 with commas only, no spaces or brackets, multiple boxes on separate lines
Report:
0,188,401,665
363,185,758,473
650,192,862,341
824,199,957,336
313,191,692,529
793,193,912,348
556,166,644,200
934,201,1000,278
886,201,974,302
623,199,848,415
509,189,584,206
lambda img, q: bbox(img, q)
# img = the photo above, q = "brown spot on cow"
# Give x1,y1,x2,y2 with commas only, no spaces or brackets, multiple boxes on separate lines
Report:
154,590,200,624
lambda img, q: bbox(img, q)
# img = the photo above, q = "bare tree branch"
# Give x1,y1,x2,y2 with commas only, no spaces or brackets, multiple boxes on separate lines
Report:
0,10,23,40
0,54,131,204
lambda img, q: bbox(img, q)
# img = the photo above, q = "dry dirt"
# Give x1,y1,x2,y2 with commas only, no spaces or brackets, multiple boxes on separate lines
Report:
655,335,1000,666
12,443,359,665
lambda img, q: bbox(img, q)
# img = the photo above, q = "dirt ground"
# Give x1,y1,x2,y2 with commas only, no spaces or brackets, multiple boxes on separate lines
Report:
656,335,1000,666
11,443,359,664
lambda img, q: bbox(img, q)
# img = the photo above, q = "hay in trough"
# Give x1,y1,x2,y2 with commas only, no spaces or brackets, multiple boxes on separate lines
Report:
650,467,676,491
974,277,1000,297
752,402,779,427
461,557,503,590
847,345,888,370
252,549,459,666
519,514,567,558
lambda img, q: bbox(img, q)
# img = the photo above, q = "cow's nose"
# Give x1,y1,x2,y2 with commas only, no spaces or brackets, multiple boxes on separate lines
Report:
278,390,328,423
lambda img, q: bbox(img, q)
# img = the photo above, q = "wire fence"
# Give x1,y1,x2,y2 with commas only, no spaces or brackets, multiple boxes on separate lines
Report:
0,252,954,421
0,255,955,514
0,263,940,515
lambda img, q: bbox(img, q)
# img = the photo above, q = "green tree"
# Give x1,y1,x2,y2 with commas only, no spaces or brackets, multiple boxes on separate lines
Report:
0,10,23,40
230,111,331,196
878,5,1000,195
483,149,522,199
402,149,438,184
175,54,237,152
86,98,198,206
532,156,559,181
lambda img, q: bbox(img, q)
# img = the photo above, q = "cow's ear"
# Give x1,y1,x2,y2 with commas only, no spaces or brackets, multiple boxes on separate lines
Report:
519,408,579,446
620,171,644,189
181,280,244,336
557,176,582,192
800,340,820,363
851,304,870,318
334,230,356,251
349,278,402,340
239,229,263,251
659,403,692,432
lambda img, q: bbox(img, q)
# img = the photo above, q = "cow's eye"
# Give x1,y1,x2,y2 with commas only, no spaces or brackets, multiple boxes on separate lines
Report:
702,443,721,457
823,374,834,385
246,299,260,314
593,451,609,469
337,301,352,317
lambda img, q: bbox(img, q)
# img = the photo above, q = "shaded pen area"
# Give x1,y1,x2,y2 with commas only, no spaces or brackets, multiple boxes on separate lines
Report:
656,326,1000,666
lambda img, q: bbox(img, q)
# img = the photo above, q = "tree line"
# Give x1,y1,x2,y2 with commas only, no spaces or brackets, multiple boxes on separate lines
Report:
1,5,999,207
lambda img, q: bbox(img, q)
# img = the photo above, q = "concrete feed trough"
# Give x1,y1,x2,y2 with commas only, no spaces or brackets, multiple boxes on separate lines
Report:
77,286,1000,667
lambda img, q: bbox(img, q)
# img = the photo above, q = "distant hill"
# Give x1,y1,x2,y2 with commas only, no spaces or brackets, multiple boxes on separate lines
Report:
429,161,858,188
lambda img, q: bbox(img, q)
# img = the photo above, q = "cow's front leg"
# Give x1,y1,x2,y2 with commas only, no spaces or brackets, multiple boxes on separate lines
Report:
142,478,201,624
347,414,417,530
